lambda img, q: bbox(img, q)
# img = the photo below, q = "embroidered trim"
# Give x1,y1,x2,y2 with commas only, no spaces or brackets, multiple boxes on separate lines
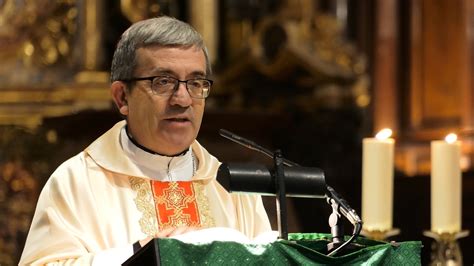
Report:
153,181,201,229
130,176,159,236
132,177,215,232
194,182,215,227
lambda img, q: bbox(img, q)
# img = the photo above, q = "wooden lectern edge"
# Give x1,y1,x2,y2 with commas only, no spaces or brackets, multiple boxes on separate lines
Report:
122,238,161,266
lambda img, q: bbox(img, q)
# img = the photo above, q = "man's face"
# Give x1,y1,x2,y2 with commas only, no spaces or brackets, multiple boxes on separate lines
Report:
120,45,207,156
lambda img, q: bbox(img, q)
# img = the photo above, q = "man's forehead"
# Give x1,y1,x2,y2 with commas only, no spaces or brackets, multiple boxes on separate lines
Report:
134,45,206,75
135,45,204,60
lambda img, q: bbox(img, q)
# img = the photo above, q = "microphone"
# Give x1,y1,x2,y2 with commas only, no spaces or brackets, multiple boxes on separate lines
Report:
219,129,299,167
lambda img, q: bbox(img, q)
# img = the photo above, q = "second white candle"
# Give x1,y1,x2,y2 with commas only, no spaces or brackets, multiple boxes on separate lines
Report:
431,134,462,234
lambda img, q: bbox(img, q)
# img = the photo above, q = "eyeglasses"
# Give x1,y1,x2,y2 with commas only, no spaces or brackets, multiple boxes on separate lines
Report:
122,76,213,99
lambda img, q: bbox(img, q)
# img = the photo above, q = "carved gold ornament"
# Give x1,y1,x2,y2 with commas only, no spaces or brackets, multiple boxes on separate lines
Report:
0,0,77,67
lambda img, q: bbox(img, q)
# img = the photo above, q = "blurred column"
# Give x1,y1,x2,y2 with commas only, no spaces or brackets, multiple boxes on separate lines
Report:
189,0,218,65
372,0,398,134
75,0,108,83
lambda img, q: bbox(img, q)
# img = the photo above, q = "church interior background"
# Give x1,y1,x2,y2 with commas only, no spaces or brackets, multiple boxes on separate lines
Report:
0,0,473,265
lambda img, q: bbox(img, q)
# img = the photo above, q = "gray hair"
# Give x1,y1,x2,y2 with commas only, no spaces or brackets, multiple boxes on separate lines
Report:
110,16,211,82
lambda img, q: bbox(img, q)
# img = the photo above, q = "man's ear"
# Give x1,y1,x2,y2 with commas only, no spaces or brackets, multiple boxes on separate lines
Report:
111,81,129,116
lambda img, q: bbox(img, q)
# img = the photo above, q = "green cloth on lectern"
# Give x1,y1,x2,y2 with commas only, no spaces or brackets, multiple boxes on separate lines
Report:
157,233,422,265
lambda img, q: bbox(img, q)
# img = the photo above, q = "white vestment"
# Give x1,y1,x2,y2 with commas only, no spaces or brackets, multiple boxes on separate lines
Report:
20,121,271,265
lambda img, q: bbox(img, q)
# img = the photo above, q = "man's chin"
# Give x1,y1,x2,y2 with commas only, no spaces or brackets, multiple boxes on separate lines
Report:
160,135,194,155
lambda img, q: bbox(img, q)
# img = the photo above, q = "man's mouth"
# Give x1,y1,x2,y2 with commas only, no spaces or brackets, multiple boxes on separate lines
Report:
166,117,189,122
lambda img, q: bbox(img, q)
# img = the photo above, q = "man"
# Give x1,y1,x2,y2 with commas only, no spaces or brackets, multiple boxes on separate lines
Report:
20,16,271,265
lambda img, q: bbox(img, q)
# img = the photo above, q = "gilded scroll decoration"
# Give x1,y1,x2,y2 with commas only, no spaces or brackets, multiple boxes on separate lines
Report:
0,0,77,68
120,0,161,23
130,176,159,237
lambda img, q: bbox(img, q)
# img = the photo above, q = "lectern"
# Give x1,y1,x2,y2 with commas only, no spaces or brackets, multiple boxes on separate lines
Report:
123,239,160,266
122,233,421,265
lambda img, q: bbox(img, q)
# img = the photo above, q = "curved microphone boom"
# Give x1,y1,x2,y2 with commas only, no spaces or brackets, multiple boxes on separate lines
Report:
219,129,299,167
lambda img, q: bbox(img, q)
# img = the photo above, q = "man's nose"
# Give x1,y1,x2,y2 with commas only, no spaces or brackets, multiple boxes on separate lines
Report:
169,82,192,106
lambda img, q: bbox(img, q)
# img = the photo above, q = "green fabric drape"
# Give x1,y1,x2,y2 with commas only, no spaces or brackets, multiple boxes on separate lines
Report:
157,233,421,265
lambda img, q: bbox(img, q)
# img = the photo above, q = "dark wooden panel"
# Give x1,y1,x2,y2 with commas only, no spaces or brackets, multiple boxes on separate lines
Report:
409,0,470,134
372,0,474,175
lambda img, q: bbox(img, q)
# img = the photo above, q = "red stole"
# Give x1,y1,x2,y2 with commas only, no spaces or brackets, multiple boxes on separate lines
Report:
151,181,201,229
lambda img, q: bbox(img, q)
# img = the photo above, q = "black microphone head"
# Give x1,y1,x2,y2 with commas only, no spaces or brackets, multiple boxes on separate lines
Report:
219,129,239,140
218,128,229,135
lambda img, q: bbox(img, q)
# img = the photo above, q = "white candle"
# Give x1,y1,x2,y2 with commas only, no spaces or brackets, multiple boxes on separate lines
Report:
431,133,462,234
362,128,394,232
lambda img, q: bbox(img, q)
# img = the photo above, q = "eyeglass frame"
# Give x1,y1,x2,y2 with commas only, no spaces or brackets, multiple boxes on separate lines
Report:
121,75,213,99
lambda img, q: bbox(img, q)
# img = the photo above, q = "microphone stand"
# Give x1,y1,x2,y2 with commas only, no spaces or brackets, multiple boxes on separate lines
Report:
219,129,363,255
220,129,294,240
274,150,288,240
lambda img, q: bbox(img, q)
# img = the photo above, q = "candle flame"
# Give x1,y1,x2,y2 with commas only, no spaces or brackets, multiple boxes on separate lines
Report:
375,128,392,140
445,133,457,143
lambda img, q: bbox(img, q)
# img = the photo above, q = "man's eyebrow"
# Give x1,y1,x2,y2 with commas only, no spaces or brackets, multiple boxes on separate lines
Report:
189,71,206,77
151,68,175,76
